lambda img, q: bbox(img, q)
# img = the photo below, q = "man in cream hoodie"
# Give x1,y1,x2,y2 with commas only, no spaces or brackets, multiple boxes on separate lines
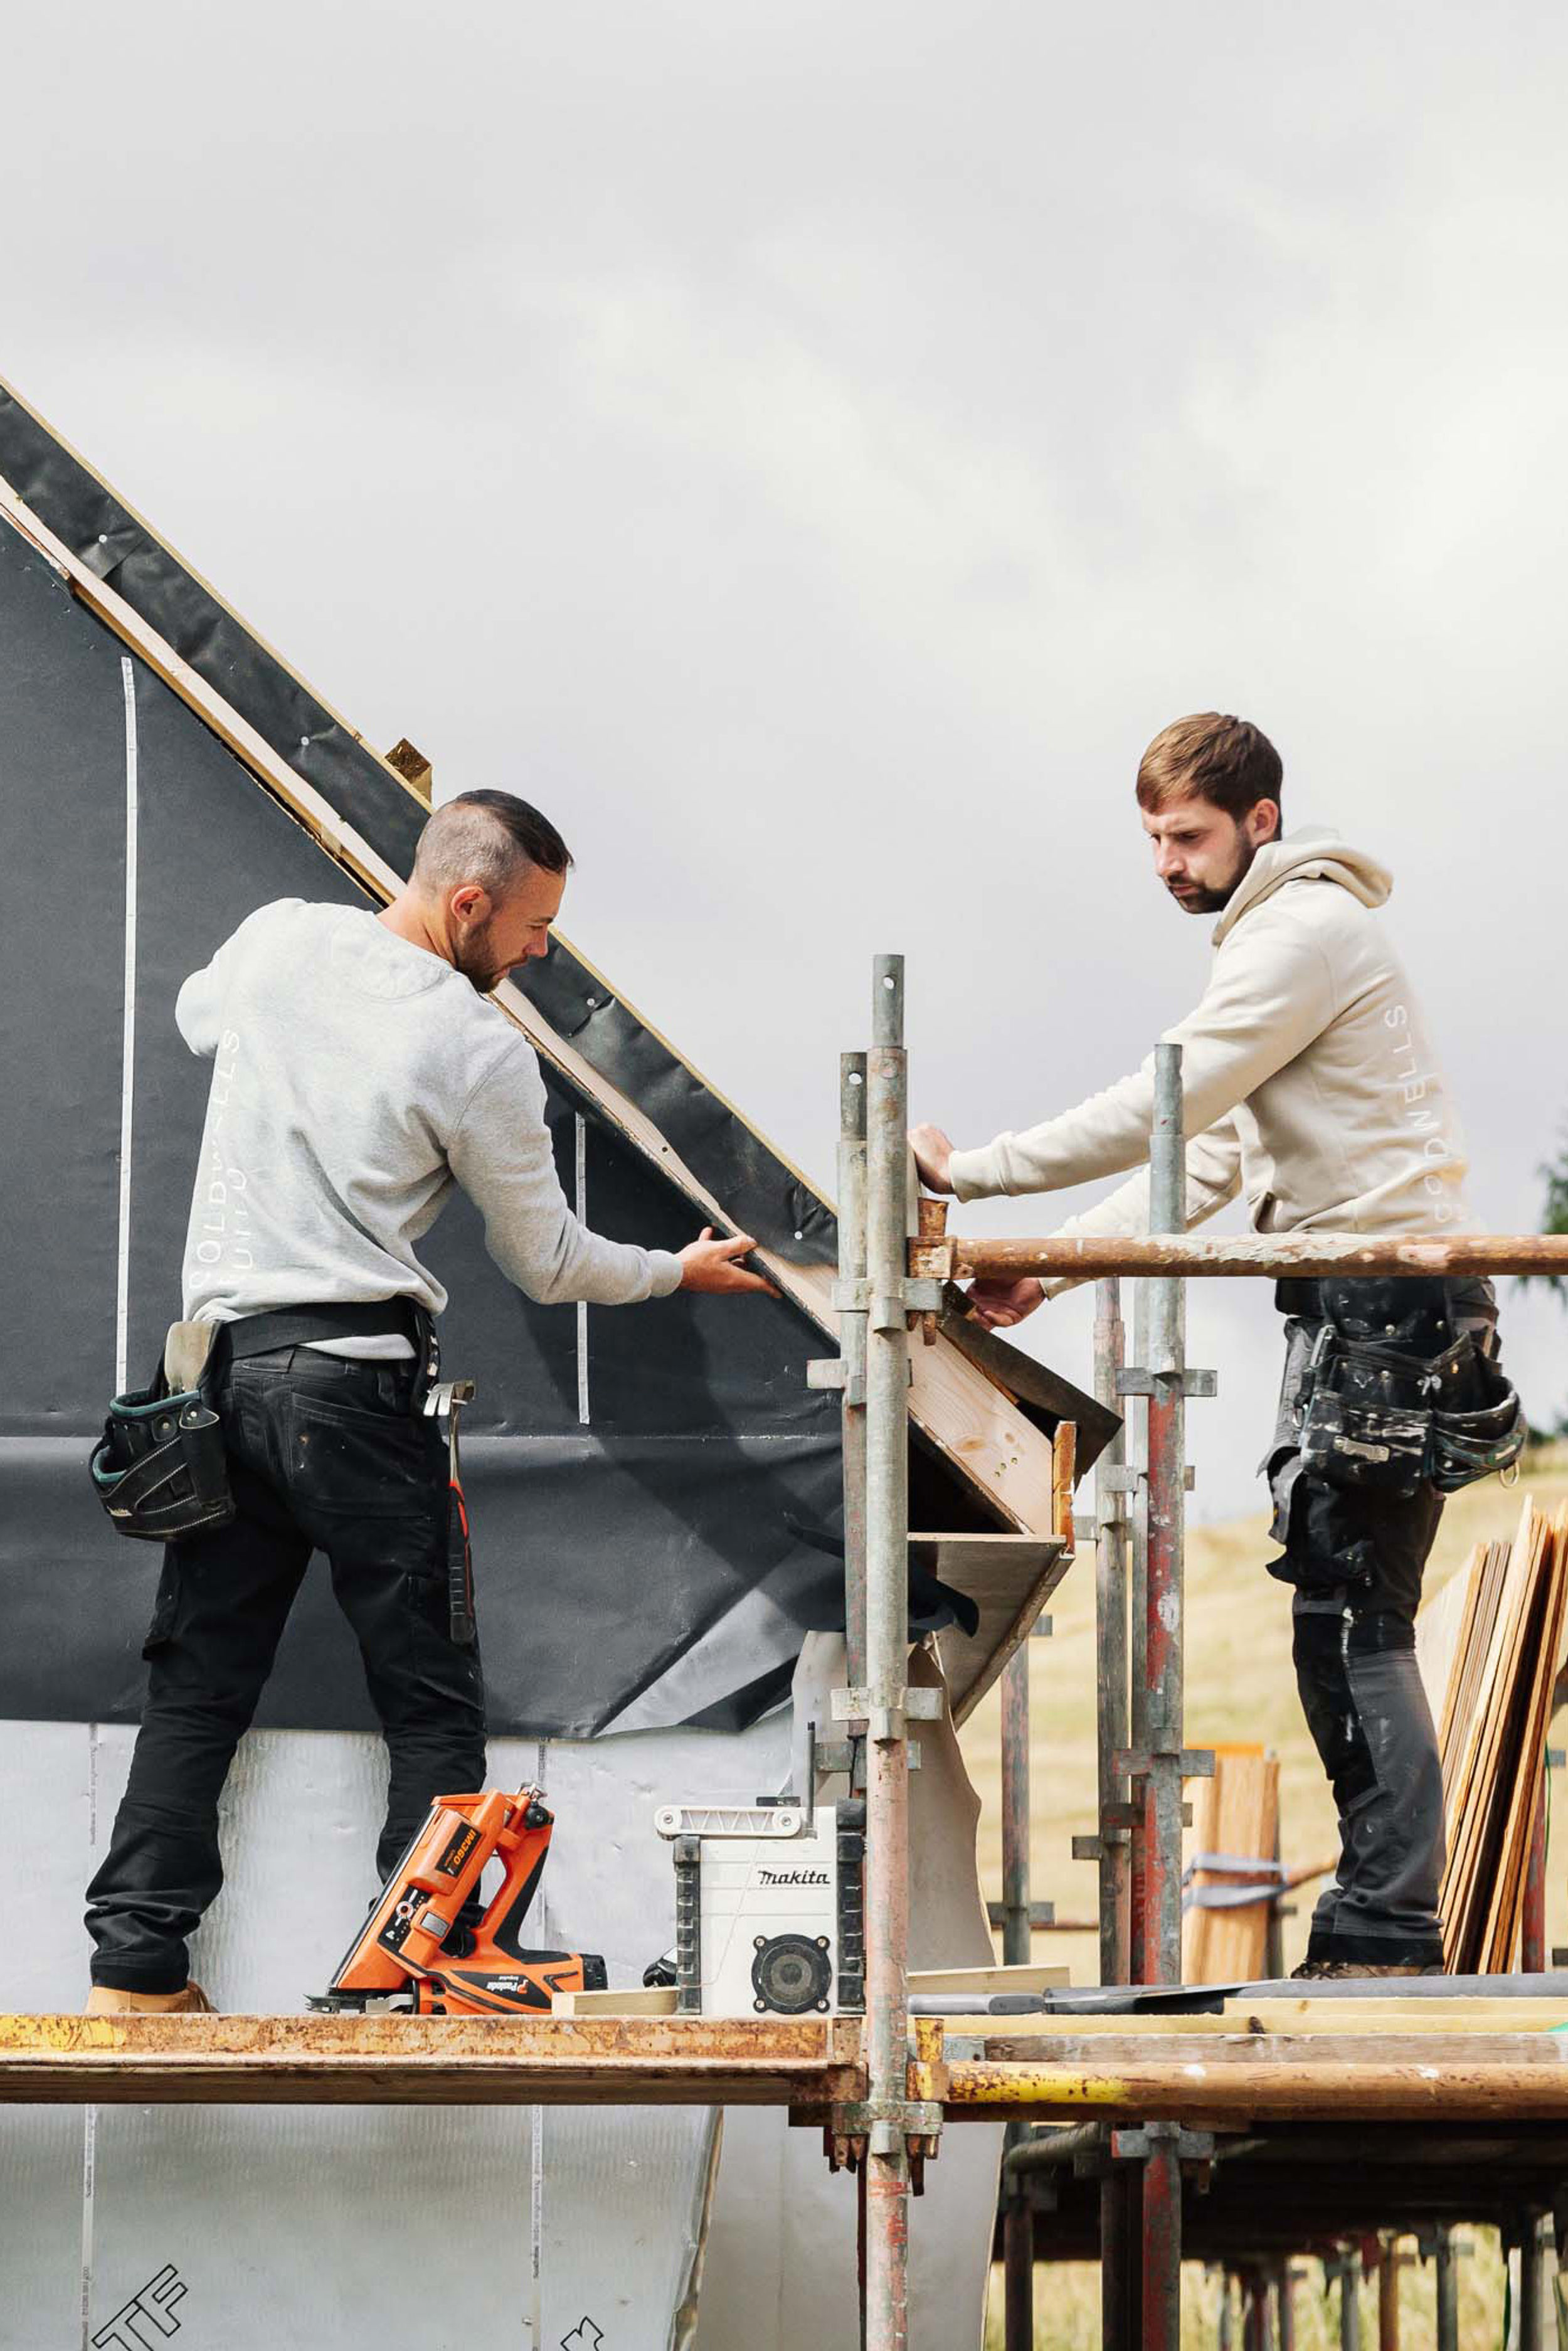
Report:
911,712,1500,1976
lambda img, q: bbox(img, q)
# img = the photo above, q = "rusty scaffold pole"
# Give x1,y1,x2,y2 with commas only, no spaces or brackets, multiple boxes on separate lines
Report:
848,952,944,2351
1139,1042,1203,1985
999,1621,1036,2351
839,1051,869,1693
1073,1280,1131,1987
835,1048,875,2322
948,1231,1568,1280
1081,1275,1136,2350
1116,1044,1215,2350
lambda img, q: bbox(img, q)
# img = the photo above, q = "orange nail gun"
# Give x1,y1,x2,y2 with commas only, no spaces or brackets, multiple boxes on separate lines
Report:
310,1785,607,2016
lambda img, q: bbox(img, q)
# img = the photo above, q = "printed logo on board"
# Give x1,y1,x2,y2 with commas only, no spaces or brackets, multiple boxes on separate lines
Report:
92,2261,186,2348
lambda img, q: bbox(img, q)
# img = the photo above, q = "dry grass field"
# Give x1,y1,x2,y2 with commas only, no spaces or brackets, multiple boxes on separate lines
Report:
961,1448,1568,2348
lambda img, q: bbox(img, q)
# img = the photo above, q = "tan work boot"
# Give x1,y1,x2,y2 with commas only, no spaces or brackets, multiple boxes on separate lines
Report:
84,1982,215,2015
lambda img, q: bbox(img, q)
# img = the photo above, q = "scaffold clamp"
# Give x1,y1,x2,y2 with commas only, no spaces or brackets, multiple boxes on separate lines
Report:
1114,1746,1216,1780
1116,1366,1218,1399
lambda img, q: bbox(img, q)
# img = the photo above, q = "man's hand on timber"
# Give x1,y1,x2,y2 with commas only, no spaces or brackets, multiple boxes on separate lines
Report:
678,1228,780,1297
908,1123,955,1195
966,1276,1045,1331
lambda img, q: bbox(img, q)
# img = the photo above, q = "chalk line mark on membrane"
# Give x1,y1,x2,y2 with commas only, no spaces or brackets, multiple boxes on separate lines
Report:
115,655,139,1397
575,1115,590,1426
92,652,137,2343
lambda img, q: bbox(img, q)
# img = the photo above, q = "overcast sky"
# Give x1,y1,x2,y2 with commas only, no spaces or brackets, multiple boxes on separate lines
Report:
8,3,1567,1515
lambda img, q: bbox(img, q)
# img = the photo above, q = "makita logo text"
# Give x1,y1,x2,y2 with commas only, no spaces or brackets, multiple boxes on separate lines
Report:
758,1867,830,1886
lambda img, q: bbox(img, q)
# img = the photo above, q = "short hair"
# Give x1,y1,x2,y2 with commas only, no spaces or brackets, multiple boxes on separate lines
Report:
1135,713,1283,821
412,790,573,898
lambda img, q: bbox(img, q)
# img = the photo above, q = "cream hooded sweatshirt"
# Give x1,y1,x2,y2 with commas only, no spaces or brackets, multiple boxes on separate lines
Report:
946,831,1475,1261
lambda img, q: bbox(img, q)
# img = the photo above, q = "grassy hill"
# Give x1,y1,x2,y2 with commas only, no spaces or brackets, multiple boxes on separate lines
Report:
961,1447,1568,2348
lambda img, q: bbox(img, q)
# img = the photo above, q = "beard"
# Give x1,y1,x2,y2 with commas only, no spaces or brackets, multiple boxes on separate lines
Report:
1167,824,1261,914
452,918,507,994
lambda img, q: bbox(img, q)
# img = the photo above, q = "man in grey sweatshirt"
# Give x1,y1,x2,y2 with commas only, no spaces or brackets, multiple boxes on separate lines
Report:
911,714,1508,1978
85,791,770,2012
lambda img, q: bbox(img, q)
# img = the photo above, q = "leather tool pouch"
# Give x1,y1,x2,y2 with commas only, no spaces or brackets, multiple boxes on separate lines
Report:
1298,1320,1525,1500
88,1322,236,1542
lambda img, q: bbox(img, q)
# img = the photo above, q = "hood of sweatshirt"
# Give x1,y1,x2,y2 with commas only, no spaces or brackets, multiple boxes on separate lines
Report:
1210,827,1392,947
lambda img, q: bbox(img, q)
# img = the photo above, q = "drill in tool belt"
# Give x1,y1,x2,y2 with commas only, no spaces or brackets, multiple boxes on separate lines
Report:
312,1786,606,2016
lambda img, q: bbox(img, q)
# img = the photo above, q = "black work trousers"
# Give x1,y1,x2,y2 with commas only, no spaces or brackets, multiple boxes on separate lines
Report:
86,1346,487,1992
1264,1276,1498,1969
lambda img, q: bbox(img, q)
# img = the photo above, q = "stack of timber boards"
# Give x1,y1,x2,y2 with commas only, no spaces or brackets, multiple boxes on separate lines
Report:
1181,1745,1279,1984
1416,1497,1568,1972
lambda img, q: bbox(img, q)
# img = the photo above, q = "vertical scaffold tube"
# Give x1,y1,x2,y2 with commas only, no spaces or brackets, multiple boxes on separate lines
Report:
839,1053,869,1692
1433,2231,1458,2351
1000,1638,1034,2345
1376,2238,1400,2350
1338,2250,1362,2351
1002,2199,1034,2351
1517,2217,1545,2351
1135,1050,1188,2351
1000,1648,1031,1966
1145,1041,1186,1988
1127,1276,1150,1985
1141,2131,1182,2351
1099,2170,1131,2351
1094,1278,1130,1984
863,954,911,2351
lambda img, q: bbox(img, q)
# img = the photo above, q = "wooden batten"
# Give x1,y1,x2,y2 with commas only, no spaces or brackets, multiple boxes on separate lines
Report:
384,737,433,802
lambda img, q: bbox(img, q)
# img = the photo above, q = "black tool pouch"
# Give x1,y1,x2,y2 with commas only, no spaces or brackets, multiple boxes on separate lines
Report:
1298,1325,1432,1499
1298,1320,1525,1501
89,1334,236,1543
1428,1350,1527,1494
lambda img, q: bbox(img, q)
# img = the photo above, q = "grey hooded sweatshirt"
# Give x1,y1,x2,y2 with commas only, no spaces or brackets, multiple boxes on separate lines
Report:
176,900,684,1332
947,831,1475,1260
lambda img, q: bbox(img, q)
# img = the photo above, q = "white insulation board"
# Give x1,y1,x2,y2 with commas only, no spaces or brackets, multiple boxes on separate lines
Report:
0,1652,1000,2351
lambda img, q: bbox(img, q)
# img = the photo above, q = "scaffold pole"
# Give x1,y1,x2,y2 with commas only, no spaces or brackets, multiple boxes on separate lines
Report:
861,953,914,2351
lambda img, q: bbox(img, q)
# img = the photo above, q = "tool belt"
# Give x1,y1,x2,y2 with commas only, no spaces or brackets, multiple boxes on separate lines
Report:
89,1377,235,1542
1297,1319,1525,1500
89,1301,440,1546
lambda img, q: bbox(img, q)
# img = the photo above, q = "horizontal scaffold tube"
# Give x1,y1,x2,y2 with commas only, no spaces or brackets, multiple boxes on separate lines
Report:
0,2012,866,2108
944,2054,1568,2122
945,1233,1568,1282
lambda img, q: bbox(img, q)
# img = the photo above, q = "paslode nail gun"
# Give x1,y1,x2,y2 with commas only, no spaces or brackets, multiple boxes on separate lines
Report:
310,1785,607,2016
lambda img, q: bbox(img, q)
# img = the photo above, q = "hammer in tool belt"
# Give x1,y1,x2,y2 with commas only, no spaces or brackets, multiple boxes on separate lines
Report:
424,1377,477,1645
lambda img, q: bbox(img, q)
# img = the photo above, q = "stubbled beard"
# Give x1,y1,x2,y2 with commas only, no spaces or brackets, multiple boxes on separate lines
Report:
453,920,504,994
1168,828,1259,914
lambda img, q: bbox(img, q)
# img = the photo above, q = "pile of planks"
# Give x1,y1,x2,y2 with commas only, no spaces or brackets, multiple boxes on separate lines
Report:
1416,1496,1568,1972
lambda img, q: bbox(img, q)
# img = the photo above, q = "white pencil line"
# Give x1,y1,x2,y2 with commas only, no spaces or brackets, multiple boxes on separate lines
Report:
575,1114,590,1426
115,656,139,1396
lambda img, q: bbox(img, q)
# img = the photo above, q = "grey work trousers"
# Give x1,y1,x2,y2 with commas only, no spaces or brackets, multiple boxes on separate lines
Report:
1291,1595,1446,1966
1264,1275,1498,1968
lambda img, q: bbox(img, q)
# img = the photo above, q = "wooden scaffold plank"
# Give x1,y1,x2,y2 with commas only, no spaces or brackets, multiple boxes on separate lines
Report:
0,2011,866,2109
